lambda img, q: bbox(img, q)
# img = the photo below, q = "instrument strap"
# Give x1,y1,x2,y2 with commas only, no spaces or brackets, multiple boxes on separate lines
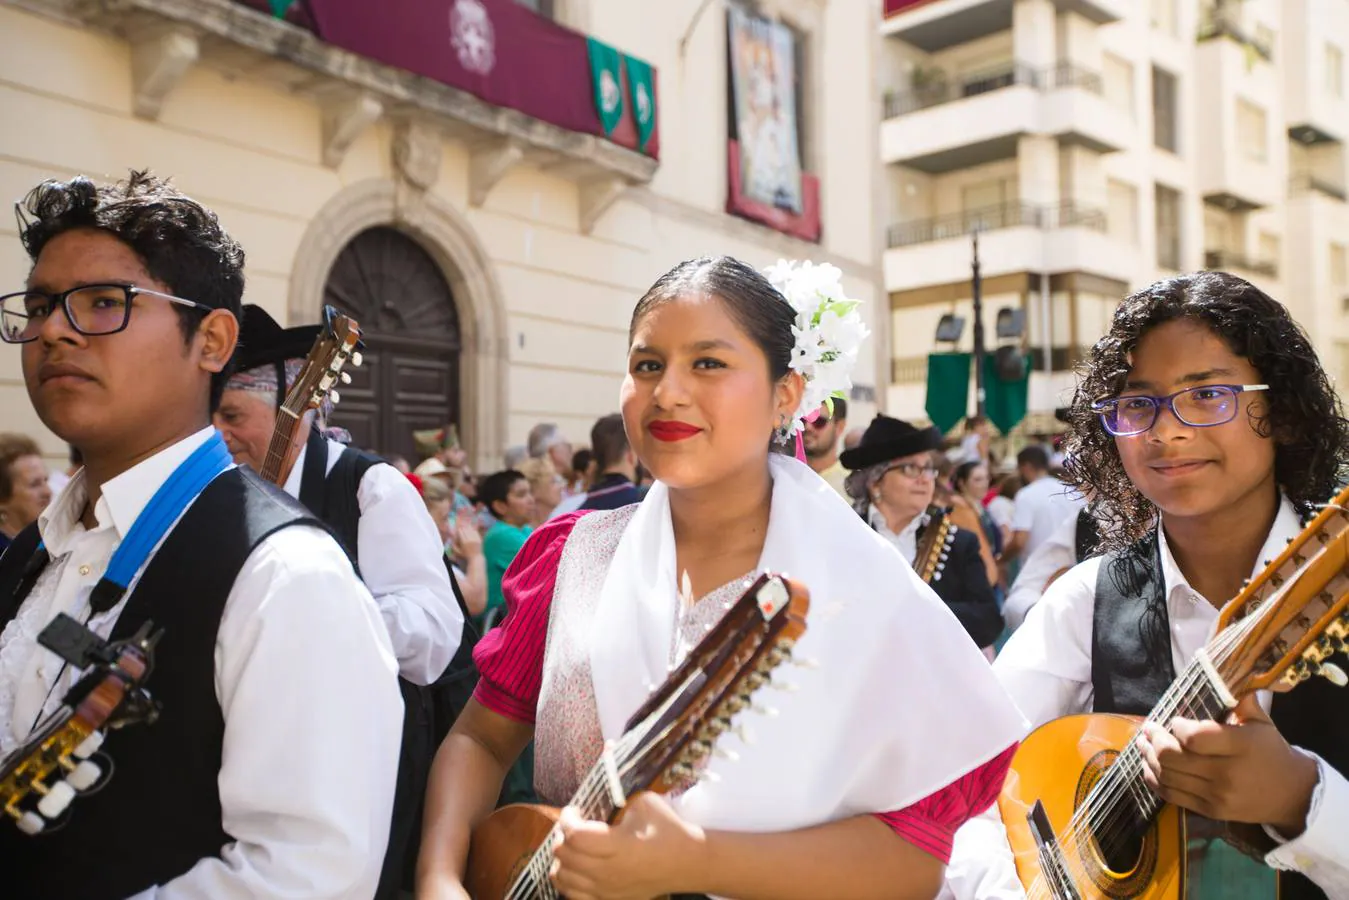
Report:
88,431,233,613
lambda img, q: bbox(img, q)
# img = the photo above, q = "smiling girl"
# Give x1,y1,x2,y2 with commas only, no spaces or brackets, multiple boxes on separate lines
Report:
417,256,1025,900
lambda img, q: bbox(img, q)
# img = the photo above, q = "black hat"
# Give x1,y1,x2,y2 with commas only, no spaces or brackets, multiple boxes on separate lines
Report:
839,414,943,471
232,305,320,373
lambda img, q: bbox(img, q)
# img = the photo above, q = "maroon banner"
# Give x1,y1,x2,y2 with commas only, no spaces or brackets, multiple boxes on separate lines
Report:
302,0,657,156
726,141,820,243
884,0,938,16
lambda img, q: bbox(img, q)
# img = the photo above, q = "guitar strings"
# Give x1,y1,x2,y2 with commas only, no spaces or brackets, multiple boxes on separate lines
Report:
1023,567,1299,899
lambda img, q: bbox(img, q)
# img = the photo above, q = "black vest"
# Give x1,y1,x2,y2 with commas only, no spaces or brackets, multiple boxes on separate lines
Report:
1092,533,1347,900
0,468,317,900
295,431,480,897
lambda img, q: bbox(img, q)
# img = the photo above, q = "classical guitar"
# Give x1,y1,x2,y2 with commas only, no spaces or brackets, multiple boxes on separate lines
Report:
999,487,1349,899
465,572,810,900
1,614,162,835
914,506,955,585
258,305,363,485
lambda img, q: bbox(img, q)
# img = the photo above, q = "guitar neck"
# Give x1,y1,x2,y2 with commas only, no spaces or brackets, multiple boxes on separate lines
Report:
513,760,620,895
1090,656,1233,824
259,407,307,485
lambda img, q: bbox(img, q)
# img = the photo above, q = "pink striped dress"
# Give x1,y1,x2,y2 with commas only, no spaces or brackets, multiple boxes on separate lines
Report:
474,508,1016,864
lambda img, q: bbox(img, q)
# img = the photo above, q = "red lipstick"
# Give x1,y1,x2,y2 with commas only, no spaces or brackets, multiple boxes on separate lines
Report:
648,420,703,442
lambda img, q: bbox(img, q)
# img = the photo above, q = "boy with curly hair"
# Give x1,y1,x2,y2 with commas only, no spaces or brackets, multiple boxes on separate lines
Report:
944,271,1349,899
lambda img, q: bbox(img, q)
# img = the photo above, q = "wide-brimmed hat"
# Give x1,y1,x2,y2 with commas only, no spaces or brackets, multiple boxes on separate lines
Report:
233,305,320,373
839,414,943,470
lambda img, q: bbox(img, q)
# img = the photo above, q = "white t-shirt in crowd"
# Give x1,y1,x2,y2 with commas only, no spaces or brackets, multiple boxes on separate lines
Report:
1011,475,1085,559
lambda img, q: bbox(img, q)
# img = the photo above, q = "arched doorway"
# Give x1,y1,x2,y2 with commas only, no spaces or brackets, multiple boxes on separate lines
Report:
322,226,461,462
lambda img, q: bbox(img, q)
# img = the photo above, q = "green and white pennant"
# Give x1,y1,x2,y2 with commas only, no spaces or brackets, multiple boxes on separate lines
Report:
586,37,624,137
623,53,655,153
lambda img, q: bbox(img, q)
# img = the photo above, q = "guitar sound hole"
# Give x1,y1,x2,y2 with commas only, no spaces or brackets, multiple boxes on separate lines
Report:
1094,822,1145,875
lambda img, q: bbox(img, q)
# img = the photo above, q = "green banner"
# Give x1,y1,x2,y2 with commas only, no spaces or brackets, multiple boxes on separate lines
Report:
623,53,656,152
268,0,296,17
925,353,970,434
983,351,1030,435
586,37,624,136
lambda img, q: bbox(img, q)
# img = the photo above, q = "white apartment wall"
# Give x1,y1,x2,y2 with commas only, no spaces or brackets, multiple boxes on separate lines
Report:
1013,0,1057,69
930,31,1015,78
932,159,1021,215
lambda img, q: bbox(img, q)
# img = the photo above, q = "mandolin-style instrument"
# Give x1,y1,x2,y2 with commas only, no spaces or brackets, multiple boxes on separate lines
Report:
464,572,810,900
1,614,162,835
913,506,955,585
1000,487,1349,899
258,305,363,485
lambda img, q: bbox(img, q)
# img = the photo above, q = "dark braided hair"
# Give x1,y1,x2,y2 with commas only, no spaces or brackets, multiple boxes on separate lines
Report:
1063,271,1349,552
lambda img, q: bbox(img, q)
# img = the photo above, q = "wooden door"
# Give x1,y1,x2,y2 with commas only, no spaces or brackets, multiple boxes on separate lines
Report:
322,226,460,462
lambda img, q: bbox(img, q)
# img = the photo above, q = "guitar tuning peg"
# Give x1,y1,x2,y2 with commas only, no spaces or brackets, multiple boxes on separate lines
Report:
749,701,779,718
339,372,351,385
713,747,740,763
732,724,756,745
1317,662,1348,687
770,680,801,693
64,760,101,791
72,731,104,760
351,351,363,367
15,811,44,835
791,657,821,670
329,389,340,405
36,780,76,819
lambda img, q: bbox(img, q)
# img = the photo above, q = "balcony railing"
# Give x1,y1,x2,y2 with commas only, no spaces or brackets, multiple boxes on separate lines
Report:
1196,7,1273,62
884,61,1103,118
886,200,1107,248
1289,174,1348,201
1204,249,1278,277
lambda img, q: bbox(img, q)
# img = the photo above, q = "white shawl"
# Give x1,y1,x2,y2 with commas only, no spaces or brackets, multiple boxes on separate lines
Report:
589,455,1027,831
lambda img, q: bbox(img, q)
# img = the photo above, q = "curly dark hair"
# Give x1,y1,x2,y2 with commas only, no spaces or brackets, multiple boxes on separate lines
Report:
15,170,245,412
1063,271,1349,551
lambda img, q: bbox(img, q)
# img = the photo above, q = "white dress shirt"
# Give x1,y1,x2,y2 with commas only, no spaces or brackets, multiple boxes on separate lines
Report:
943,498,1349,898
0,427,402,899
1002,513,1079,631
284,438,463,686
1010,476,1085,559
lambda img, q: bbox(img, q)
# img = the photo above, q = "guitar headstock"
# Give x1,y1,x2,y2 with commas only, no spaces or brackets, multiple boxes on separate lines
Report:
279,306,363,421
0,617,161,835
1213,486,1349,695
618,573,809,796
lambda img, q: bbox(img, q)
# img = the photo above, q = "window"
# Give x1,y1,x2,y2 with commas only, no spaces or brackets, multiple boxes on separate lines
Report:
1331,243,1348,287
1107,179,1139,245
1328,44,1345,98
1103,53,1135,117
1236,99,1268,162
1152,66,1179,152
1155,183,1183,270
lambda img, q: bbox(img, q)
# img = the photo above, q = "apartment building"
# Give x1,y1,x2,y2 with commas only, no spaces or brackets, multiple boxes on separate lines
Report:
880,0,1349,429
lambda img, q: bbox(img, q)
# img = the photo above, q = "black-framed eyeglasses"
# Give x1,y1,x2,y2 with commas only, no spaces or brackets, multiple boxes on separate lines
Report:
1092,383,1269,437
882,461,938,480
0,284,212,344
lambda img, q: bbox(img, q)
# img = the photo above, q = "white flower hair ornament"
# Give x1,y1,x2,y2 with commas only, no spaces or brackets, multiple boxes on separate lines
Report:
762,259,871,438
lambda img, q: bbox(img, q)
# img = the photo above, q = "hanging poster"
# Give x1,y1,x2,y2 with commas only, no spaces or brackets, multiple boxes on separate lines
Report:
727,6,804,214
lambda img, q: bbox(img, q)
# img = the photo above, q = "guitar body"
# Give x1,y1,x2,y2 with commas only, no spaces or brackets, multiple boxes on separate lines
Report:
465,804,558,900
1001,714,1275,900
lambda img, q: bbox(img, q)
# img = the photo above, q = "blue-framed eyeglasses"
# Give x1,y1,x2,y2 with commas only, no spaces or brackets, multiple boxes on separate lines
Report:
1092,384,1269,437
0,283,212,344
